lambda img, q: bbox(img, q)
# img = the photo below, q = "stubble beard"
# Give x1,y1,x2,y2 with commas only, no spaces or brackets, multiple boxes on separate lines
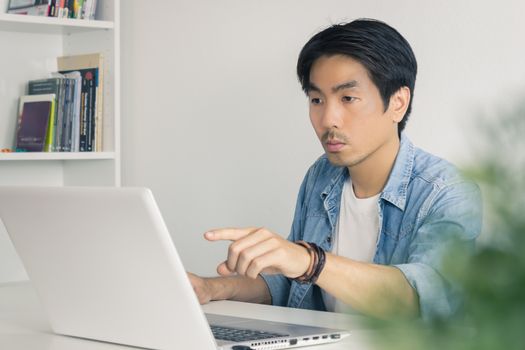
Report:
321,129,375,169
325,149,369,168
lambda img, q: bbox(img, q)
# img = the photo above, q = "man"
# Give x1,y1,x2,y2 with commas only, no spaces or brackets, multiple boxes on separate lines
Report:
189,18,482,320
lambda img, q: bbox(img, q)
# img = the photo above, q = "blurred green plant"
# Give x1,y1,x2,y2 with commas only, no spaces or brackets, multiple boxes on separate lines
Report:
371,97,525,350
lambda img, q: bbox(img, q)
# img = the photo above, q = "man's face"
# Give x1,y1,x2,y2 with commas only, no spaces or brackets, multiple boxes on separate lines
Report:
308,54,401,168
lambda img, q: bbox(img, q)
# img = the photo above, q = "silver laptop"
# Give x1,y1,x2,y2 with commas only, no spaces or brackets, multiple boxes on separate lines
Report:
0,186,348,350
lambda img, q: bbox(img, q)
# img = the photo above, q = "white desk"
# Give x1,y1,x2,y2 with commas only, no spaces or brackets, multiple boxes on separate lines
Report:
0,281,375,350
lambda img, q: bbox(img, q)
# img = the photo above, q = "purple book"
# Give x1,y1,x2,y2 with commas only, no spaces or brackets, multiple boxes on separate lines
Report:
16,101,52,152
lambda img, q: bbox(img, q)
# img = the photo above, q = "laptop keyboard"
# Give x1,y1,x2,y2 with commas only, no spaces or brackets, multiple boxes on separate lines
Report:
210,325,289,342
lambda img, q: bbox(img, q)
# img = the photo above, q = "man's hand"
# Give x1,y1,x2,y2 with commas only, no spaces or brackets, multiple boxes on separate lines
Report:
187,272,272,305
204,227,310,279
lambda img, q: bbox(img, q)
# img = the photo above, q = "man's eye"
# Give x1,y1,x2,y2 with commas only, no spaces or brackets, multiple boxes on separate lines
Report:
342,96,355,102
310,97,322,105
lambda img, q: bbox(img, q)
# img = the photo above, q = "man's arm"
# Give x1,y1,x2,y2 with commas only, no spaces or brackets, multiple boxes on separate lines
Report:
188,250,419,319
316,255,419,318
188,273,271,305
318,180,481,320
393,180,483,319
199,227,419,319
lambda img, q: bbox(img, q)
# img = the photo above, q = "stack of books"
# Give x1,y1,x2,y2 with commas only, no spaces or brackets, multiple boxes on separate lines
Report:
6,0,98,19
15,53,104,153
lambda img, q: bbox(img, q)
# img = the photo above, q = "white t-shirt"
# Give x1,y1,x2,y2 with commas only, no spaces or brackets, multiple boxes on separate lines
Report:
322,178,380,313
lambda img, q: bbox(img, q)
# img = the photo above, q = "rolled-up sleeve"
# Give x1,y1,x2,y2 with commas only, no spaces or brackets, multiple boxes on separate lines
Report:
260,274,291,306
394,180,482,320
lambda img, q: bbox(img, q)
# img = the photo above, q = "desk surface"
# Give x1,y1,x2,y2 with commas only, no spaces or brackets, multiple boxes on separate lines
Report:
0,281,375,350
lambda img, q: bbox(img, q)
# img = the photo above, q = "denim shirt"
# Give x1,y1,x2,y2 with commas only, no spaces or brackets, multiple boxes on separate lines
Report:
261,134,482,320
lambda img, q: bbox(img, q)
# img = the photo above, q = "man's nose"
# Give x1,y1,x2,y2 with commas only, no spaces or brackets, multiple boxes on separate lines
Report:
320,101,343,129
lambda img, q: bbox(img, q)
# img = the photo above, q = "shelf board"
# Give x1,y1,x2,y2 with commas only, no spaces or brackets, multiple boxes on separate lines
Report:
0,152,116,161
0,13,113,34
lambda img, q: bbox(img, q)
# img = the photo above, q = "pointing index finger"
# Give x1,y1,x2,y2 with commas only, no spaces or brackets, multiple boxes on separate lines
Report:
204,227,260,242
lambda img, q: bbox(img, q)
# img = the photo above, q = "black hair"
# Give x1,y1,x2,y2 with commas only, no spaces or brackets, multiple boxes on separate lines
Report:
297,18,417,135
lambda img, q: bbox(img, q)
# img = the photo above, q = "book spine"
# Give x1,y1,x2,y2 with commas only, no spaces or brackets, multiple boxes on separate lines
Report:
73,0,79,18
97,55,104,151
15,98,24,151
44,99,56,152
90,0,97,19
86,73,95,152
49,0,56,17
69,78,76,152
70,74,81,152
82,0,92,19
55,78,65,151
61,79,68,151
62,78,73,152
57,0,65,18
66,0,73,18
79,78,88,151
62,0,69,18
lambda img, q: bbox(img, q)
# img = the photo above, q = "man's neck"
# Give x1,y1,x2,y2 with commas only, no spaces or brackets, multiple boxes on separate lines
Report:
348,136,400,199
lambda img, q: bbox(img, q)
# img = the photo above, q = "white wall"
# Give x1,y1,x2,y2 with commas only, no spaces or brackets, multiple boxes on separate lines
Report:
120,0,525,277
2,0,524,283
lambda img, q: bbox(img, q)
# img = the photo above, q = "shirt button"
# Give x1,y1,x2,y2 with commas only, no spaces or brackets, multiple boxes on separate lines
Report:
326,236,332,243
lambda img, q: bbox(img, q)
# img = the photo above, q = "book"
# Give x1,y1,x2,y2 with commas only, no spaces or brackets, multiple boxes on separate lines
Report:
45,100,56,152
7,0,51,16
63,71,82,152
88,0,97,19
6,0,96,18
28,77,66,152
57,53,104,152
7,0,36,8
16,94,55,152
57,0,65,17
55,77,66,151
61,78,72,151
49,0,56,16
29,76,81,152
82,0,96,20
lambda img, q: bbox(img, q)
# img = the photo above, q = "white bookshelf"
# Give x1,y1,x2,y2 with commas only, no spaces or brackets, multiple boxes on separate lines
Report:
0,0,121,282
0,12,114,31
0,151,116,160
0,0,120,187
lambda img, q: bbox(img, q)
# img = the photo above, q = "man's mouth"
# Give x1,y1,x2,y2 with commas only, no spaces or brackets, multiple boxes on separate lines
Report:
325,139,346,152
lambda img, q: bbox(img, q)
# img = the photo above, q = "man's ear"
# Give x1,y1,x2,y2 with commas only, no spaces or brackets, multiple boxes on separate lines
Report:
389,86,411,123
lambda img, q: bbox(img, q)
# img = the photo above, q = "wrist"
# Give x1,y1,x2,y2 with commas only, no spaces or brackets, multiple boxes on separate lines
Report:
294,241,315,279
207,276,239,301
292,241,326,284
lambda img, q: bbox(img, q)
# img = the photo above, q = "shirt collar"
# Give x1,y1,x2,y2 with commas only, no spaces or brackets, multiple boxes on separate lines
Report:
320,166,347,205
319,134,415,211
380,133,415,211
